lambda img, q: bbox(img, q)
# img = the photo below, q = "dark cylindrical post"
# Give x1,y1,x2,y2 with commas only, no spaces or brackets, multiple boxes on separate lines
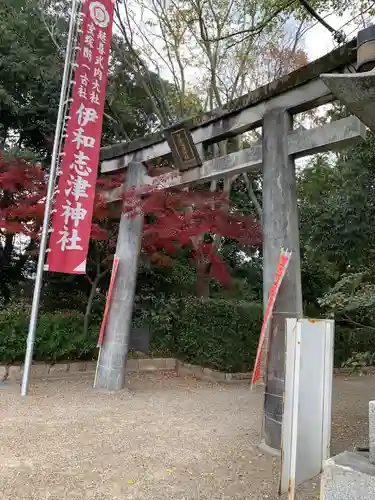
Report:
357,24,375,73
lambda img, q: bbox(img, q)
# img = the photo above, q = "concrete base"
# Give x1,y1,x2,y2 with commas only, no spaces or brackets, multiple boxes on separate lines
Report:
258,440,281,457
370,401,375,465
322,451,375,500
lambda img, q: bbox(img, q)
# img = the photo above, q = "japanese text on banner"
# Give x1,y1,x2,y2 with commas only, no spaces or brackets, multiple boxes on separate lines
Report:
47,1,114,274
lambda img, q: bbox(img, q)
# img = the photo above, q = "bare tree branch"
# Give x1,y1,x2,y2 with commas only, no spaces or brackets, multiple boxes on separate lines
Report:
37,0,62,52
200,0,295,44
243,172,262,222
114,2,171,126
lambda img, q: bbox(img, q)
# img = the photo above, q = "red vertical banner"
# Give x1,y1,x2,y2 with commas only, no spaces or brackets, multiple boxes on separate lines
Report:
97,255,119,346
47,0,115,274
251,248,292,387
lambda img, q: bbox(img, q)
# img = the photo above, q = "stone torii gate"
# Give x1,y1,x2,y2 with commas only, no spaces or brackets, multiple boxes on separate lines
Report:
95,35,366,455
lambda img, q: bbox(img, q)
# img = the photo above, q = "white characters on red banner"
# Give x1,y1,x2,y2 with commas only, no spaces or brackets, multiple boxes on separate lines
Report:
95,55,104,68
85,34,94,49
73,128,96,149
98,30,107,43
57,228,83,251
48,0,114,273
65,175,91,201
94,67,103,81
79,73,89,100
61,200,88,228
70,151,92,177
76,103,98,126
87,22,95,36
83,46,92,62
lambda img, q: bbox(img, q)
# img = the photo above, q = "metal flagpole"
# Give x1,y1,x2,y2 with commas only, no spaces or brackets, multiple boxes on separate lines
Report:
21,0,80,396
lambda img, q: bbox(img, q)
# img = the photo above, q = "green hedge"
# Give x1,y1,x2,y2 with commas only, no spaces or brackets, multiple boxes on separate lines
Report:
0,298,262,371
0,304,98,363
139,297,263,373
1,300,374,371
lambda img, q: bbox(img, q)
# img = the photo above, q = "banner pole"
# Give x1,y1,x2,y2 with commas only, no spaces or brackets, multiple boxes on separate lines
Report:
21,0,79,397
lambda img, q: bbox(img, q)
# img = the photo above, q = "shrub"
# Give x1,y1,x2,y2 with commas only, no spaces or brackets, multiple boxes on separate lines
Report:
2,299,374,373
0,298,262,371
334,325,375,367
341,351,375,374
0,303,98,363
139,296,263,373
174,298,263,372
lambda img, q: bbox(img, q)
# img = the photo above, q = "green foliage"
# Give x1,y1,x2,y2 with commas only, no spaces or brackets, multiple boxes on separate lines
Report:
298,134,375,365
298,135,375,356
341,351,375,377
0,0,165,156
1,296,374,372
334,327,375,367
299,135,375,273
0,303,98,363
319,272,375,317
317,272,375,367
0,0,64,156
342,351,375,372
102,37,165,142
2,0,375,375
40,274,89,313
0,0,166,307
0,298,262,372
137,296,263,372
174,298,262,372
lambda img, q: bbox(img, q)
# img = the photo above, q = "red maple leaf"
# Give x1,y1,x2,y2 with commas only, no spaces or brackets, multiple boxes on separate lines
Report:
1,152,262,291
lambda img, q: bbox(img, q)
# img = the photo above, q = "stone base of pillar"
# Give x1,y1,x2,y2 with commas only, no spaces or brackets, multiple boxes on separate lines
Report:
258,440,281,457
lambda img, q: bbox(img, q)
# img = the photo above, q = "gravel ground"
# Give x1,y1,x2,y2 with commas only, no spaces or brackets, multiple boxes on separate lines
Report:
0,372,373,500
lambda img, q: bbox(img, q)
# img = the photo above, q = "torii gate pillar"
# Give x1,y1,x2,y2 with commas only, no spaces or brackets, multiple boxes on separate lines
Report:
262,109,303,453
94,161,147,391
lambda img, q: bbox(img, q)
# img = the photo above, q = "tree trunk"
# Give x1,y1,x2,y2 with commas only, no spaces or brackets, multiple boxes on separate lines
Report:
0,233,14,304
83,276,100,337
196,259,211,299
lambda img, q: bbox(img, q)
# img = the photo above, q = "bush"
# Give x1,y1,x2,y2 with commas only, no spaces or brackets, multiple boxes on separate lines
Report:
139,296,263,373
334,325,375,367
0,303,99,364
2,299,373,373
0,298,262,371
174,298,263,372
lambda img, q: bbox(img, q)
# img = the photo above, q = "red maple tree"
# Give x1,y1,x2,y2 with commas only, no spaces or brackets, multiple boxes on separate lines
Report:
0,152,119,241
1,153,262,297
0,154,46,302
0,154,46,237
120,184,261,292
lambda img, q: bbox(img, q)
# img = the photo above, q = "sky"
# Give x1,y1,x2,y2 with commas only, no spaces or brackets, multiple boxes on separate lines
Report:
109,7,374,171
303,11,374,61
117,4,374,97
290,11,373,169
304,14,341,60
